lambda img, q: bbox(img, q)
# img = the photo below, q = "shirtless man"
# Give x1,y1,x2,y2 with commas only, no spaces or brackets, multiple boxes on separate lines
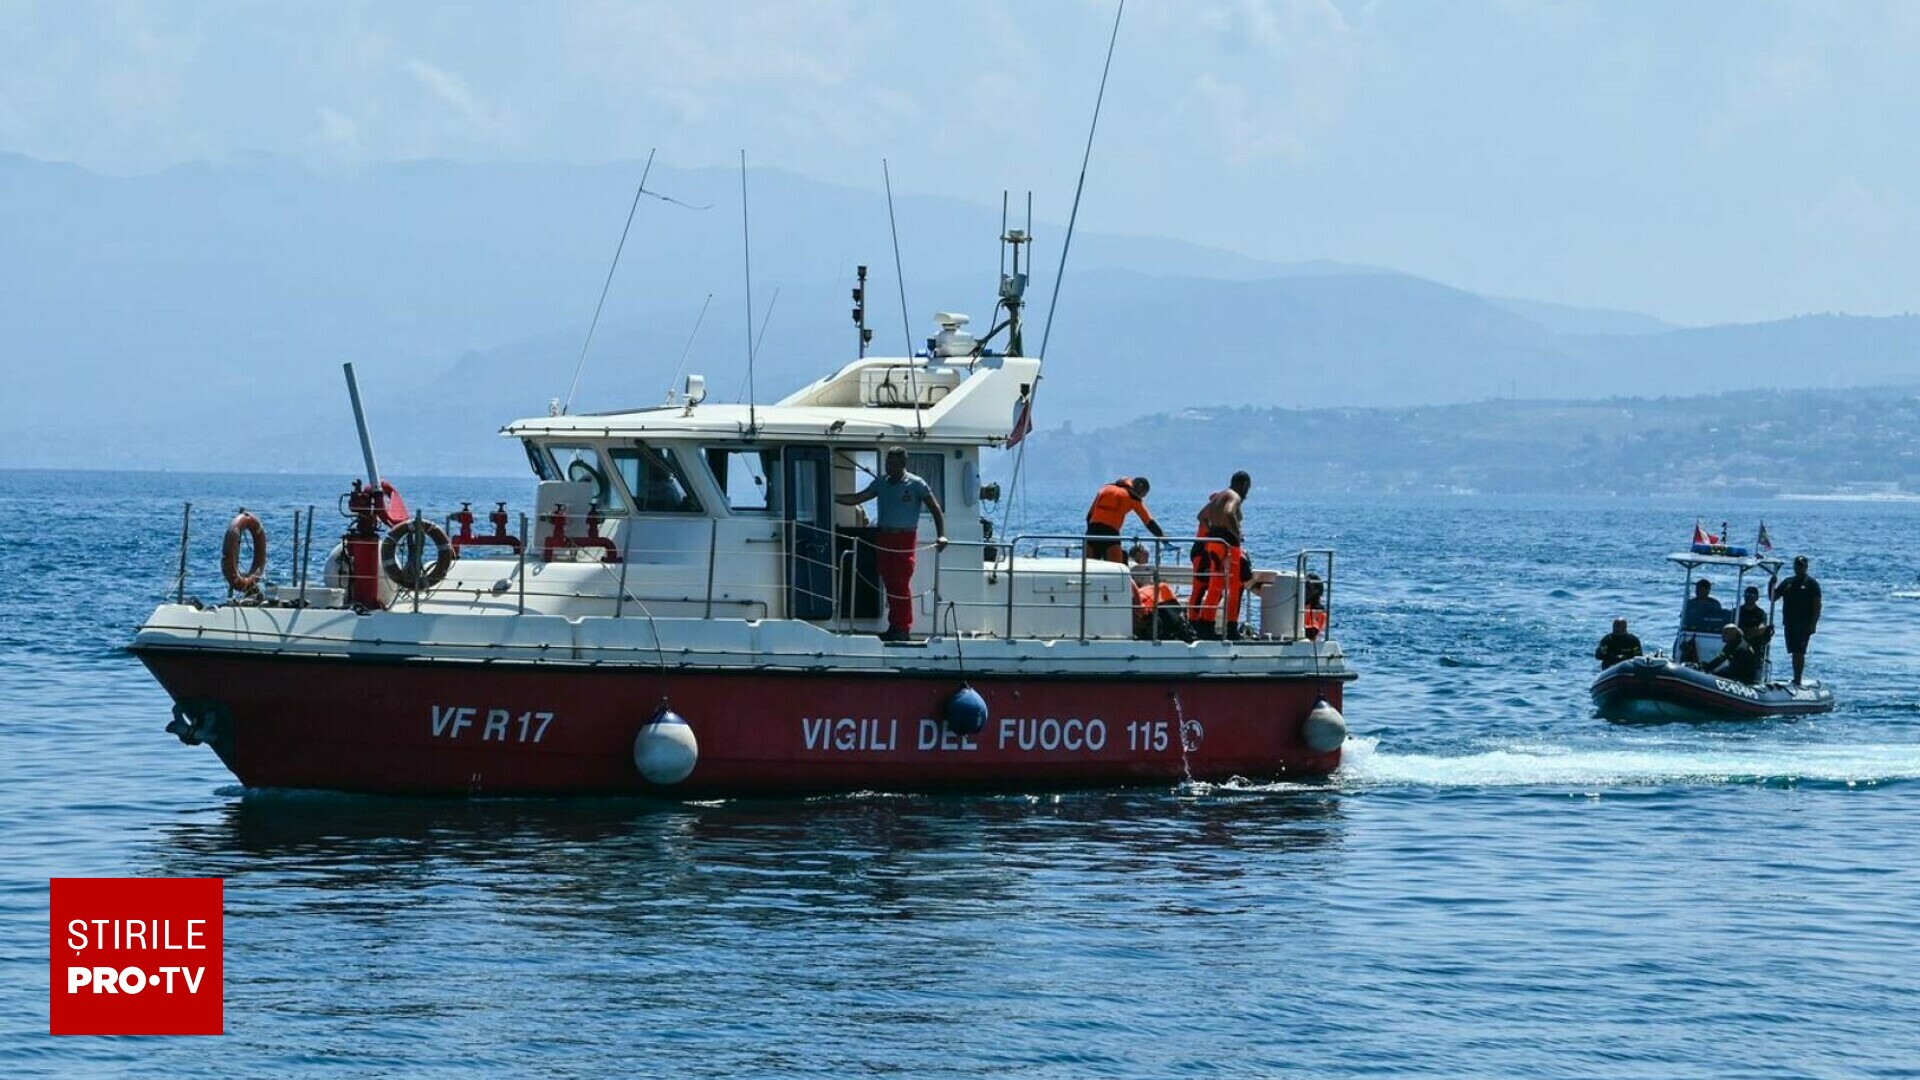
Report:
1187,471,1252,639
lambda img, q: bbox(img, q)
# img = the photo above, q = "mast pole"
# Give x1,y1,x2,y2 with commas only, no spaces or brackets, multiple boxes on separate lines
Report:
1002,0,1125,529
740,150,758,435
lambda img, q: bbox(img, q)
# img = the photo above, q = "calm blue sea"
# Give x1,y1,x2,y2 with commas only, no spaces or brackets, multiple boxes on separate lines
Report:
4,469,1919,1077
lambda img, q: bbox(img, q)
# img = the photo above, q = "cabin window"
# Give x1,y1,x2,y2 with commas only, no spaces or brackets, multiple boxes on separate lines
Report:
790,456,821,522
610,445,702,514
546,444,624,511
523,439,555,481
907,451,946,509
707,448,777,513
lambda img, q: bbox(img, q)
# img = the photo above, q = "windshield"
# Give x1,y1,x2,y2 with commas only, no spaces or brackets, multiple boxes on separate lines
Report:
546,444,624,511
611,445,702,514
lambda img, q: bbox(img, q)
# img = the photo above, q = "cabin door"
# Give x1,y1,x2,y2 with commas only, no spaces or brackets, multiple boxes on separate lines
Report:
783,446,835,620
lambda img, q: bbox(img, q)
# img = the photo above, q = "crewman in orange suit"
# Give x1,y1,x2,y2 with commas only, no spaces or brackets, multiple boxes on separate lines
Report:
1084,476,1164,562
1303,573,1328,640
1129,545,1190,641
1188,471,1252,640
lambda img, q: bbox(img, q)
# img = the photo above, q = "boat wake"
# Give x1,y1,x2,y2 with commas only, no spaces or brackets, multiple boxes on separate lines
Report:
1335,735,1920,789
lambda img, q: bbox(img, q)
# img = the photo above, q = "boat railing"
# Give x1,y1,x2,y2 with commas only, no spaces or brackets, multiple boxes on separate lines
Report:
926,532,1334,644
167,502,1333,644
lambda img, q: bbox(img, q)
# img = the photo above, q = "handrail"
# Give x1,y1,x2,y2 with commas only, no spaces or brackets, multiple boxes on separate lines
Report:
173,502,192,604
703,519,717,619
169,499,1335,647
1294,548,1335,643
932,530,1233,643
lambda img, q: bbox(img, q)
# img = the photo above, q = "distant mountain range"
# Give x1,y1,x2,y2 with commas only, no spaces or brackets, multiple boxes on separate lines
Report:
1028,385,1920,497
4,152,1918,475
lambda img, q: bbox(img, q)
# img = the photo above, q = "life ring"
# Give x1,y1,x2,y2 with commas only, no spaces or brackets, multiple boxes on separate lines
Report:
381,520,456,591
221,511,268,593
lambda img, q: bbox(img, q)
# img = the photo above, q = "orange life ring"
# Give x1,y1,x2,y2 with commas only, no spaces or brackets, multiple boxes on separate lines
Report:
221,511,268,593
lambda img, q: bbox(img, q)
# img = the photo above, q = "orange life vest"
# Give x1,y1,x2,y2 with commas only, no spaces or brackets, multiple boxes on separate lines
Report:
1134,581,1179,611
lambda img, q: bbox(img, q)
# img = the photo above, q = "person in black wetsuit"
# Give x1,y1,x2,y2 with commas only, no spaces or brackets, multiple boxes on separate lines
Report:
1594,617,1643,668
1737,585,1771,649
1771,555,1823,685
1702,624,1762,684
1682,579,1729,632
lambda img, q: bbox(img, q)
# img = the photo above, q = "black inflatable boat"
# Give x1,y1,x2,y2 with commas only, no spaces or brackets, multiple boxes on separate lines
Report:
1590,541,1836,723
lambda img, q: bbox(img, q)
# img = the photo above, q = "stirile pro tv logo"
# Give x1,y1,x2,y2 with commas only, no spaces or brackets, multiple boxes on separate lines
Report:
50,878,224,1035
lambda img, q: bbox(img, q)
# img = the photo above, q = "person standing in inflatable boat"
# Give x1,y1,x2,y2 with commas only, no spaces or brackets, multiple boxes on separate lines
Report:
1772,555,1823,685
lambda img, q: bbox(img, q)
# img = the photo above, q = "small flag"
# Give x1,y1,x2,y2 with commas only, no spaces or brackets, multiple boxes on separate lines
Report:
1007,391,1034,447
1756,522,1773,552
1692,521,1719,546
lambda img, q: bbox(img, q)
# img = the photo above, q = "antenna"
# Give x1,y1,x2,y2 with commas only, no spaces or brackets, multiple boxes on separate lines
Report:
882,158,925,438
1000,192,1009,280
1035,3,1122,367
977,189,1032,356
1003,0,1124,531
565,148,656,415
735,287,780,402
665,292,714,402
755,287,780,360
740,150,758,435
883,159,913,357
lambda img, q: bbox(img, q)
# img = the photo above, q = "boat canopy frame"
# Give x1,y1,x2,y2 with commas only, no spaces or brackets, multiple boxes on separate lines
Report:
1663,550,1784,679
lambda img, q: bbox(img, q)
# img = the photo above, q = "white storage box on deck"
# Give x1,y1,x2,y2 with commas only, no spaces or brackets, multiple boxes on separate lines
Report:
1257,569,1302,640
266,584,347,608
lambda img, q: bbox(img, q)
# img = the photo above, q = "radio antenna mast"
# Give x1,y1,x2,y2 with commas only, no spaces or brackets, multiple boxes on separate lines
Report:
882,158,925,437
564,148,655,415
1004,0,1124,529
739,150,758,435
735,287,780,402
883,159,914,358
665,292,714,402
1035,2,1121,367
978,190,1032,356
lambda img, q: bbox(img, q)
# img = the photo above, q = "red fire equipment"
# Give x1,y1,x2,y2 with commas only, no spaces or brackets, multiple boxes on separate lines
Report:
343,480,386,610
451,500,523,555
540,502,619,564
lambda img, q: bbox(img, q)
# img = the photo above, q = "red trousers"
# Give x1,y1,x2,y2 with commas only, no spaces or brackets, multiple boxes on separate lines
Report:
875,529,918,633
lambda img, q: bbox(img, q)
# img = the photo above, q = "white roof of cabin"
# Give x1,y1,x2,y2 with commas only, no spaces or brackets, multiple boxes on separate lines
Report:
501,354,1040,446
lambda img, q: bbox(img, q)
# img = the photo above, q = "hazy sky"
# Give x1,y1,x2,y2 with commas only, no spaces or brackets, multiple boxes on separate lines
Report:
3,1,1914,325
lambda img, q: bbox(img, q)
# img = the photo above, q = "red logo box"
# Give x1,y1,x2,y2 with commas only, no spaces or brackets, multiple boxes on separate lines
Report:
49,878,223,1036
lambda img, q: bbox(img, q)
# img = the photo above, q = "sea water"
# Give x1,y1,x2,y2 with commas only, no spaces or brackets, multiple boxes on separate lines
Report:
2,470,1917,1076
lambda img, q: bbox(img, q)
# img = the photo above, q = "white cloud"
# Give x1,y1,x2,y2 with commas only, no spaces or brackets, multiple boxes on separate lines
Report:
402,58,502,140
1151,0,1367,165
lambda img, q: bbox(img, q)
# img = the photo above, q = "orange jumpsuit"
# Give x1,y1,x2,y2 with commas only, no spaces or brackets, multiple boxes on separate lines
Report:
1084,478,1158,563
1187,495,1246,633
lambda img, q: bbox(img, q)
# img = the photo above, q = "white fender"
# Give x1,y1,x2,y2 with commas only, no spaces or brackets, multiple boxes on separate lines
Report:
1303,699,1348,754
634,707,699,785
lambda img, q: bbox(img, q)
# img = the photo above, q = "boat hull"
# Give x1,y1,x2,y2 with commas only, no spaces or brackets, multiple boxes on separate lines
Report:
134,648,1345,796
1590,656,1834,723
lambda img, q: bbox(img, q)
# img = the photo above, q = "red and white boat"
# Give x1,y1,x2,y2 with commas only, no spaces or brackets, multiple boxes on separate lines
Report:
131,226,1354,797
